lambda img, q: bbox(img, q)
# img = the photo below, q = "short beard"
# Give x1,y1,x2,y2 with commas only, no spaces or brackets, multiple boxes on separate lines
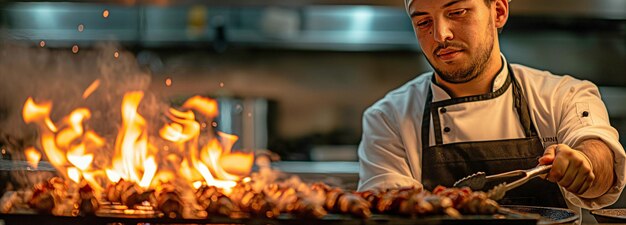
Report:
426,22,495,84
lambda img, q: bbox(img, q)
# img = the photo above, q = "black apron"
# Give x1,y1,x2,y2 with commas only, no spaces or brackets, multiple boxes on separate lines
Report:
420,64,567,207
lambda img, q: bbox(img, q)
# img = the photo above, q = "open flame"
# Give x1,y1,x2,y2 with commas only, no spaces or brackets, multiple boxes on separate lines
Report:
67,167,81,183
24,147,42,169
109,91,154,185
22,81,254,193
158,96,252,191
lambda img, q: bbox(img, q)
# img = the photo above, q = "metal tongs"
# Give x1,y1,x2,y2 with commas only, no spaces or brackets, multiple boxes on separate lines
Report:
453,165,552,200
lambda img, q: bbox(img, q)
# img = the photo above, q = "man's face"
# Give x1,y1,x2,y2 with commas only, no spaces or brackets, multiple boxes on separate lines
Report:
407,0,498,83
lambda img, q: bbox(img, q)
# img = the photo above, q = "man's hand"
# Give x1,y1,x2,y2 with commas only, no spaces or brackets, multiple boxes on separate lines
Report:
538,144,595,195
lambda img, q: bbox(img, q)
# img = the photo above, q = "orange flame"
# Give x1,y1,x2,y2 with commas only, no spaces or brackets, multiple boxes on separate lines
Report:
179,159,198,181
110,91,156,186
159,109,198,143
82,79,101,99
66,144,93,170
159,123,187,142
220,152,254,177
152,170,175,184
139,156,157,188
106,169,121,183
23,89,254,193
196,161,236,193
22,97,57,132
182,96,218,118
24,147,42,169
22,98,65,167
160,96,254,191
22,97,100,189
218,131,238,154
85,131,105,149
201,139,240,181
67,167,81,183
192,181,203,189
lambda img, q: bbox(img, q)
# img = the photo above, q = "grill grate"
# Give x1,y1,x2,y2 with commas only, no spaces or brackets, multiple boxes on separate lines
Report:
0,212,537,225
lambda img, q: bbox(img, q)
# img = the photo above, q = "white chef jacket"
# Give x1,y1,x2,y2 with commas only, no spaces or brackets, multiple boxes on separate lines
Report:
357,55,626,212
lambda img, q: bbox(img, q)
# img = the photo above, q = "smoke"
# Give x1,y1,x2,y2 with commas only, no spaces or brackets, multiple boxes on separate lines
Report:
0,41,155,140
0,41,169,188
0,41,342,199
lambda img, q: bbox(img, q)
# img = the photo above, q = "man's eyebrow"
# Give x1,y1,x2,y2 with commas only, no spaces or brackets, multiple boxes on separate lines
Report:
443,0,467,8
410,11,428,18
410,0,467,18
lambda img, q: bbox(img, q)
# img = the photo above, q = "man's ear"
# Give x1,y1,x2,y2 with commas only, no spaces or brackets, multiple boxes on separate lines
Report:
494,0,509,30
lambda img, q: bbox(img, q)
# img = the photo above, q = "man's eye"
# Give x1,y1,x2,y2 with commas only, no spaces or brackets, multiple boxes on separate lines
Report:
448,9,467,17
416,20,431,28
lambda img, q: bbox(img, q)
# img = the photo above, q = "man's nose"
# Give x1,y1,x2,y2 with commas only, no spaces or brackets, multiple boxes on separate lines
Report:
433,20,453,43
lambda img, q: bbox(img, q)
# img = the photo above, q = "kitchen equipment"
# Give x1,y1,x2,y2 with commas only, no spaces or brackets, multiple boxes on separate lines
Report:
0,160,580,225
215,97,272,151
590,208,626,223
0,211,538,225
504,205,578,225
0,205,582,225
453,165,552,200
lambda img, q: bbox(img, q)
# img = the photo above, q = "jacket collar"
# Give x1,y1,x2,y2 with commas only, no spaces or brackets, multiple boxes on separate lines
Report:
430,54,509,102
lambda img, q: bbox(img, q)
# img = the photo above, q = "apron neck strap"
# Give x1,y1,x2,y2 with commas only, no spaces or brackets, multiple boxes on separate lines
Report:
509,64,538,138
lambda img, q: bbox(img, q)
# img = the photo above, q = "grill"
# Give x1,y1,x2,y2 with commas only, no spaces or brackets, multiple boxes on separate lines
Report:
0,159,579,225
0,204,578,225
0,212,537,225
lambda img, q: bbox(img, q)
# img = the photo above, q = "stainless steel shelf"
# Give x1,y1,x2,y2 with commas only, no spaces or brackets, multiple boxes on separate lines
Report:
271,161,358,174
2,3,419,51
3,2,623,51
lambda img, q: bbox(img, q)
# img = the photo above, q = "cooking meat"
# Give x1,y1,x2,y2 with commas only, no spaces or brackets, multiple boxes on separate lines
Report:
77,182,99,215
105,179,155,208
155,182,183,218
263,183,327,218
27,177,67,214
356,185,499,218
196,185,239,217
229,182,279,218
311,183,371,218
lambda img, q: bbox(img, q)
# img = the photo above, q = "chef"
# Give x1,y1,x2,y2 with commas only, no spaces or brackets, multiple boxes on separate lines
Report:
357,0,626,217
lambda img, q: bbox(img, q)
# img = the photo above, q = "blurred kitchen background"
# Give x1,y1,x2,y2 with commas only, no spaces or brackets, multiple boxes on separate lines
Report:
0,0,624,196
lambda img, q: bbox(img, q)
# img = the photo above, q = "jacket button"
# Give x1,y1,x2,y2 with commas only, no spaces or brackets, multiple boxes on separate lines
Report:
440,107,447,113
582,111,589,117
443,127,451,133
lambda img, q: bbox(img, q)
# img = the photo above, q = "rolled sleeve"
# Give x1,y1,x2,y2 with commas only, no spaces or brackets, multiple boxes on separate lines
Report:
555,80,626,209
357,108,420,192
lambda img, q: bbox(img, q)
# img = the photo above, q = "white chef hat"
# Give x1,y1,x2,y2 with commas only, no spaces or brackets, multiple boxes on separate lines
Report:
406,0,511,5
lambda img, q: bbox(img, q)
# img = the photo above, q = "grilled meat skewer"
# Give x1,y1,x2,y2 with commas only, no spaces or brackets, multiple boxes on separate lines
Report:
311,183,371,218
77,182,99,216
196,185,239,217
28,177,66,214
104,179,155,208
155,182,183,218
